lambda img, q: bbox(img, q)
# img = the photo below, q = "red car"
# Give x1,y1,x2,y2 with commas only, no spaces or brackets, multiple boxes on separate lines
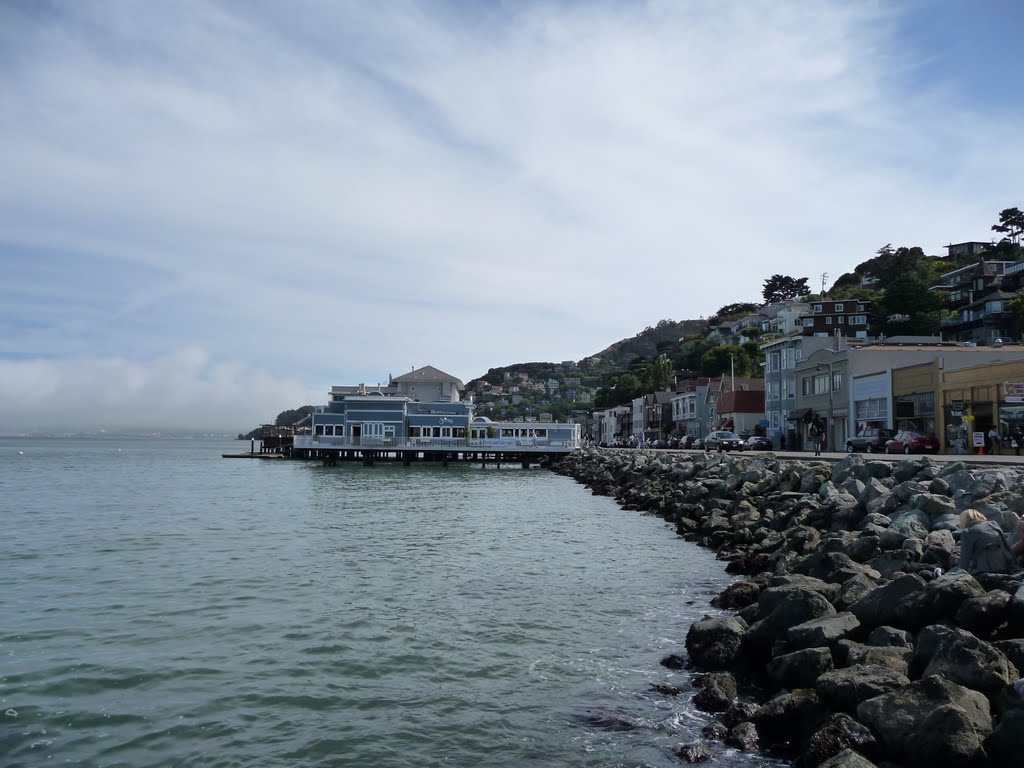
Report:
885,431,940,455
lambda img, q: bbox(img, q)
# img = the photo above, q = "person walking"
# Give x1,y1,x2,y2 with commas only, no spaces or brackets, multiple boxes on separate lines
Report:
988,425,1001,455
1013,426,1023,457
809,419,822,456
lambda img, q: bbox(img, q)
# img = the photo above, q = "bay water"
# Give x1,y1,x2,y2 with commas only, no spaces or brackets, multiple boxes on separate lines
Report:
1,438,783,767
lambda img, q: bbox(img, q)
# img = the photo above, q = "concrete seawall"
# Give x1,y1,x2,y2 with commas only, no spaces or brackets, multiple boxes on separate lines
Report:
554,448,1024,768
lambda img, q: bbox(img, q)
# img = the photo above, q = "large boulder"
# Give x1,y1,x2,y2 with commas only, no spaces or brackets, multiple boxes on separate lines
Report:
954,589,1012,637
902,571,986,629
766,647,834,690
849,573,926,630
816,665,910,714
685,616,747,671
983,708,1024,767
904,703,990,768
879,510,930,549
922,631,1017,696
817,750,878,768
800,713,879,768
855,676,991,764
751,689,830,750
692,671,737,713
787,612,861,651
744,590,836,659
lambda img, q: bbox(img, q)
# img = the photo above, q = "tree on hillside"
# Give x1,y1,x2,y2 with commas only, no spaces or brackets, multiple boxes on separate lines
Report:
700,345,753,377
275,406,314,426
875,278,944,337
993,207,1024,246
709,302,761,324
645,355,673,392
672,336,718,372
762,274,810,304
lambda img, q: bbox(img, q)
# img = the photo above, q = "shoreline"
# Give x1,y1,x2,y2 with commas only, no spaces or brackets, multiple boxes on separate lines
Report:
553,448,1024,768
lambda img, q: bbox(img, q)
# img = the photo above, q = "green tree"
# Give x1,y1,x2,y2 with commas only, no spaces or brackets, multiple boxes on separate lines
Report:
762,274,810,304
700,345,751,377
875,278,943,337
993,207,1024,246
645,354,672,392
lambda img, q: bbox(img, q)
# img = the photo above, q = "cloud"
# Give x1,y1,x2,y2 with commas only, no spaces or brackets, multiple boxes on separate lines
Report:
0,348,318,434
1,0,1021,431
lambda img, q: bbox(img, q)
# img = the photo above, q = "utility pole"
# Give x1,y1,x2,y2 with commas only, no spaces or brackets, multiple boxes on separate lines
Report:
820,272,829,295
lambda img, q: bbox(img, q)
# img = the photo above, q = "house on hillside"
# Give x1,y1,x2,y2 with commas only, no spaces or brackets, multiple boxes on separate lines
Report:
799,300,873,339
933,259,1020,344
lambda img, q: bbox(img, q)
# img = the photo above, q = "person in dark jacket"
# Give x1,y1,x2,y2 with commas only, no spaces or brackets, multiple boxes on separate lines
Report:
958,509,1020,575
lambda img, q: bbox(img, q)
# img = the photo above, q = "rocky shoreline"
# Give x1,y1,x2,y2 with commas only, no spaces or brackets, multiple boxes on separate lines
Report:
553,448,1024,768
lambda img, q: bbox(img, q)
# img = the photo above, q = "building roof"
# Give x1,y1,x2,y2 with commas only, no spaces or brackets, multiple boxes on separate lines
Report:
390,365,465,388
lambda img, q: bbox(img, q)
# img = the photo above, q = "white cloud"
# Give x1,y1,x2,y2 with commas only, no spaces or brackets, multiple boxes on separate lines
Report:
1,0,1021,431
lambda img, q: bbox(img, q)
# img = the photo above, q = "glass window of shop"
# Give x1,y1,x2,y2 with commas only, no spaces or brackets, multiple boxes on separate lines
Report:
895,392,935,435
999,404,1024,441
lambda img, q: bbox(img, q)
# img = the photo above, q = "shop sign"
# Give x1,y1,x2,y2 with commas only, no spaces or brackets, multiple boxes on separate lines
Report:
973,432,986,448
1003,382,1024,403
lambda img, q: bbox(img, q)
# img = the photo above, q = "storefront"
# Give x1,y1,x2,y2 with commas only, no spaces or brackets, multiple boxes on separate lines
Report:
940,359,1024,454
851,372,890,438
892,362,938,441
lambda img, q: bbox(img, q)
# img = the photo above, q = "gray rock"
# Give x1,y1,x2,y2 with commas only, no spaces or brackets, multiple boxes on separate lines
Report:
903,571,986,630
922,529,957,569
922,631,1016,695
725,720,758,751
993,638,1024,675
788,612,861,650
818,749,878,768
802,713,879,768
983,708,1024,767
904,702,989,768
835,640,912,676
751,689,829,749
685,616,747,671
955,589,1012,637
849,573,926,630
674,742,712,763
816,665,910,714
866,626,913,648
910,491,956,520
868,549,910,578
763,575,841,606
745,590,836,659
766,647,834,689
692,672,737,713
855,676,991,763
893,480,928,503
879,510,930,549
835,574,879,611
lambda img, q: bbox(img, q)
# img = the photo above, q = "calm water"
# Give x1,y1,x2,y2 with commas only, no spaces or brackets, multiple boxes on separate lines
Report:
1,438,782,768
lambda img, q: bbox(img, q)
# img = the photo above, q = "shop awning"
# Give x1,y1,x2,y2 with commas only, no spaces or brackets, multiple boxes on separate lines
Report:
787,408,812,421
713,417,734,430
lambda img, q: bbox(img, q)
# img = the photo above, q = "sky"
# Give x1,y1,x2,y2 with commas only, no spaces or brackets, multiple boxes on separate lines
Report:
2,0,1023,433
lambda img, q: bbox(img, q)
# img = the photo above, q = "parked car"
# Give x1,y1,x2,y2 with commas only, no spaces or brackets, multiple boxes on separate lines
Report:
704,431,745,452
885,431,941,455
746,435,772,451
846,428,896,453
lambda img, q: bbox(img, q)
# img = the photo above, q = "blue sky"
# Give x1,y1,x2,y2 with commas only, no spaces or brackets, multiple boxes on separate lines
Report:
2,0,1023,433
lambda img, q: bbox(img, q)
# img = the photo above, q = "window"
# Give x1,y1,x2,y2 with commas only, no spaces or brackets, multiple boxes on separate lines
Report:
849,315,867,325
814,304,823,313
857,304,865,312
838,316,845,324
802,318,814,327
769,352,780,372
814,373,829,393
826,317,833,325
832,371,842,392
802,376,812,395
835,303,844,312
782,379,793,399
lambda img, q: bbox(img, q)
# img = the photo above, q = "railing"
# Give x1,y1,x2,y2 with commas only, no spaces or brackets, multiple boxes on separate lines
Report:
293,435,580,451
